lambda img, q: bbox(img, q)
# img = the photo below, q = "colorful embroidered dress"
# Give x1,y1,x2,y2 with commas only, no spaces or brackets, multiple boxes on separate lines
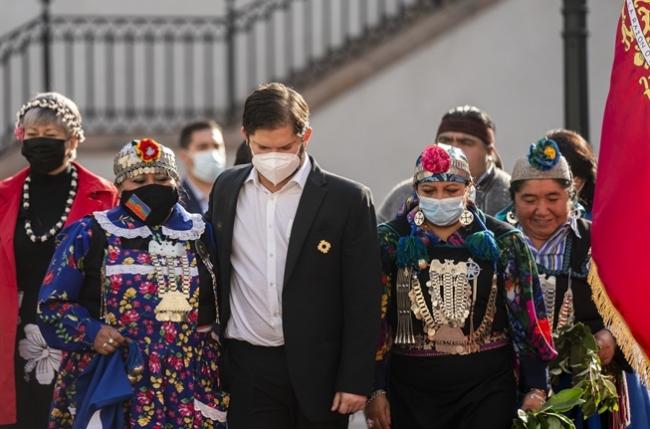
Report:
374,204,556,428
500,137,639,429
38,204,228,428
498,208,638,429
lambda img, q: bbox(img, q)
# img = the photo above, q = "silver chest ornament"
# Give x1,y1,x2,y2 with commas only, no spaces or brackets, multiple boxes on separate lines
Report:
427,259,479,354
149,240,193,322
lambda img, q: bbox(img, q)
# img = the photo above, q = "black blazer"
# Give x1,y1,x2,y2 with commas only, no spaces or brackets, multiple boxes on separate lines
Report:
207,157,382,420
179,178,205,215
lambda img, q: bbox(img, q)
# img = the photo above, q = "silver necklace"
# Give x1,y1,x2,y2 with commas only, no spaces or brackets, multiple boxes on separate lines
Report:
22,165,78,243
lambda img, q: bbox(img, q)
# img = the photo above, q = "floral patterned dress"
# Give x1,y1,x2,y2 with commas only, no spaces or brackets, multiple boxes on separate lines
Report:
38,204,228,428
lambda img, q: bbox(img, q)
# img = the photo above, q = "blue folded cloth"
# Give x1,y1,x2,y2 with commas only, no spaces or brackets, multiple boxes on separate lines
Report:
627,371,650,429
72,342,143,429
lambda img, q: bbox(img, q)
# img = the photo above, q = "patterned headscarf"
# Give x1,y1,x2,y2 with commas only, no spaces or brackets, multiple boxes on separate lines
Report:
413,143,472,185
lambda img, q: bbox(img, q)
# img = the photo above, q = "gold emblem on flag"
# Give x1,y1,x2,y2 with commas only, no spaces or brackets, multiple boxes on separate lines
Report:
621,0,650,99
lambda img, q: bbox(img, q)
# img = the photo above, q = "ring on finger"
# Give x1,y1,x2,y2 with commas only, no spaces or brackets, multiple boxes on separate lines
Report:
108,337,115,345
102,342,109,349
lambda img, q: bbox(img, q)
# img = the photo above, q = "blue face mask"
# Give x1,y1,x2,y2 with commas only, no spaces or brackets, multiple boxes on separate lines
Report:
418,195,465,226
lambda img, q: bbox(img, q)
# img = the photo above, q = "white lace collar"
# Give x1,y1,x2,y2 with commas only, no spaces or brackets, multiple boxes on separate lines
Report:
93,204,205,241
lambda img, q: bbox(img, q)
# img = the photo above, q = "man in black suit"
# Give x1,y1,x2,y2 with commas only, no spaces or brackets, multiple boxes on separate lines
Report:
206,82,382,428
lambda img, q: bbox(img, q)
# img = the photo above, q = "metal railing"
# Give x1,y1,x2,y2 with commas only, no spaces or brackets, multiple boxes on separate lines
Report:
0,0,448,153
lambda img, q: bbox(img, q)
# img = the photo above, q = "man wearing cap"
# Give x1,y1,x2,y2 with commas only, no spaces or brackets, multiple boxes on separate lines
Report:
377,105,511,222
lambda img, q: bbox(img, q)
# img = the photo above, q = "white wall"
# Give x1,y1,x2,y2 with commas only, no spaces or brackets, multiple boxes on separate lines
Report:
1,0,622,204
308,0,621,203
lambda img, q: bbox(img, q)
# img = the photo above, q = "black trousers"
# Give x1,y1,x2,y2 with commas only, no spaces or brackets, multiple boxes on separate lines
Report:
0,352,54,429
389,347,517,429
223,339,349,429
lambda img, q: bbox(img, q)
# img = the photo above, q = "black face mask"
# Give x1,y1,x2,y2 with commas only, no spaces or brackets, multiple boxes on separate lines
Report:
120,184,179,226
21,137,68,175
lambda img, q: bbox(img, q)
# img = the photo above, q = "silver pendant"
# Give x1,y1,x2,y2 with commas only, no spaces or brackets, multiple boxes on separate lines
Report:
466,258,481,281
433,325,468,354
459,210,474,226
155,290,192,322
414,210,425,226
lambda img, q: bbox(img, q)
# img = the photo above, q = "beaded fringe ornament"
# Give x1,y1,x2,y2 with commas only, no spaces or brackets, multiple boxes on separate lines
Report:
395,267,415,345
155,290,193,322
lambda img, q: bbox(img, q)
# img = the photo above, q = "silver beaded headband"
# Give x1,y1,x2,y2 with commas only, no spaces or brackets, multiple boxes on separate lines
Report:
15,97,85,142
113,138,180,185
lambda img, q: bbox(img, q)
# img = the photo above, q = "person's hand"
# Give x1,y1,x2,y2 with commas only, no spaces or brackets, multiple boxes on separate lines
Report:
595,329,616,365
365,391,391,429
93,325,126,355
521,389,546,412
330,392,367,414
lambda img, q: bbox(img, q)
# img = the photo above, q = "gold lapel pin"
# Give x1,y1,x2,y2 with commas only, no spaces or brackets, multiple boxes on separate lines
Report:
317,240,332,254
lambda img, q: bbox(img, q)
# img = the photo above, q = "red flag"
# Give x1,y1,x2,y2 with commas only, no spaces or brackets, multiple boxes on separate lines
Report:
590,0,650,384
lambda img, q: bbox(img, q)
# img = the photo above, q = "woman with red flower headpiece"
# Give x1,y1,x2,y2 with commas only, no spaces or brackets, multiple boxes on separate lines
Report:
36,138,228,428
0,92,117,428
365,143,557,429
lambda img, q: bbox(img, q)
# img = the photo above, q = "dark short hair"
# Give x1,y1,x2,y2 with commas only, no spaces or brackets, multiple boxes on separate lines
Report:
242,82,309,137
179,120,222,149
234,140,252,165
545,129,596,211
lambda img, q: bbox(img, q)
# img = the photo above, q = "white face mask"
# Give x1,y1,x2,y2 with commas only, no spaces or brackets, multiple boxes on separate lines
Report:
191,149,226,184
418,195,465,226
251,146,303,186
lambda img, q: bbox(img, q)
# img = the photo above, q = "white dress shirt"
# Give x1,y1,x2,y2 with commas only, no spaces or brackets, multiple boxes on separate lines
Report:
225,156,312,346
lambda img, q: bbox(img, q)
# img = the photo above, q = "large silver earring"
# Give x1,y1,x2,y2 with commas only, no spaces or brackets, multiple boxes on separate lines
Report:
459,209,474,226
506,211,518,225
569,206,582,222
414,210,425,226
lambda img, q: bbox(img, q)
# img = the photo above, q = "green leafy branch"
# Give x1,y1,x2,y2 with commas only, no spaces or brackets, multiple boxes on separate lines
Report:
513,323,619,429
513,387,583,429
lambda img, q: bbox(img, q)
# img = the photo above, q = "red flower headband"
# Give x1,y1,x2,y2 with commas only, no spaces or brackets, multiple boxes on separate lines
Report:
135,138,162,163
420,145,451,174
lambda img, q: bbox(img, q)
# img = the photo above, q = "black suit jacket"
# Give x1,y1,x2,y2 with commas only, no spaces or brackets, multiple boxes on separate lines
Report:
207,157,382,420
179,178,205,215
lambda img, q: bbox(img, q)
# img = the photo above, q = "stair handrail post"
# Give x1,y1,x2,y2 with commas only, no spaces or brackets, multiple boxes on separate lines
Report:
41,0,52,91
562,0,590,141
225,0,236,123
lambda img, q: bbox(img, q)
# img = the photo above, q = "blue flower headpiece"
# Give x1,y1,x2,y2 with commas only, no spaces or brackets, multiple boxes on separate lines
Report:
527,138,561,171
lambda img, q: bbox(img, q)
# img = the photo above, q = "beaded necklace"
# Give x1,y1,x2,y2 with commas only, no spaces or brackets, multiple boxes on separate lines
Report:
22,164,78,243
